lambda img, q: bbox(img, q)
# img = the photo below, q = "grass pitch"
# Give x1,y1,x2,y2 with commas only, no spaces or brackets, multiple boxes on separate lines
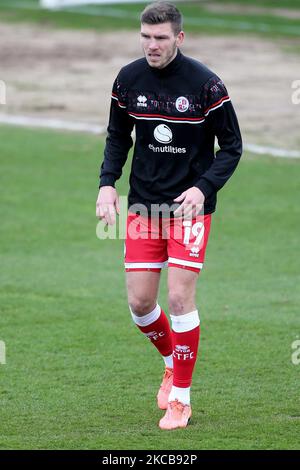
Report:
0,0,299,38
0,125,299,449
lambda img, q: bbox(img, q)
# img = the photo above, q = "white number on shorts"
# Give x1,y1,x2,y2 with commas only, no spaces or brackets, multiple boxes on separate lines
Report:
183,221,204,246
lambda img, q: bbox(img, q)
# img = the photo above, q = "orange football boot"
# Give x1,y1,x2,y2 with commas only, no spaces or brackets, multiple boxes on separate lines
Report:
159,399,192,430
157,367,173,410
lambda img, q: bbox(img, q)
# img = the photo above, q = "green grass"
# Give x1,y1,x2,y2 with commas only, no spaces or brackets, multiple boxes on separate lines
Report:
0,0,299,38
218,0,300,7
0,125,299,450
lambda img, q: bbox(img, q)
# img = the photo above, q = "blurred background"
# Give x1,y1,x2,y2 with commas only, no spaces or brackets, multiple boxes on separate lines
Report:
0,0,299,151
0,0,299,451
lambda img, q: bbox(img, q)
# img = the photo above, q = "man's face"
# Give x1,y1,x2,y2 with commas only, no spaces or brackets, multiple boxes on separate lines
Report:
141,22,184,70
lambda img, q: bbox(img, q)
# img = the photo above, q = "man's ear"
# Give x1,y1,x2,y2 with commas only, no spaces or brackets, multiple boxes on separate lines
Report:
176,31,185,47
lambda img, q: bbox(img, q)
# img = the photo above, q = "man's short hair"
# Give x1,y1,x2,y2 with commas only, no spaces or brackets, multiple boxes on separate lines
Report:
141,1,183,35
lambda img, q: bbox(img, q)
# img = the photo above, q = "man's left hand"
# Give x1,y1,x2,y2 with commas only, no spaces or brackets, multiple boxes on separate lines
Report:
173,187,205,218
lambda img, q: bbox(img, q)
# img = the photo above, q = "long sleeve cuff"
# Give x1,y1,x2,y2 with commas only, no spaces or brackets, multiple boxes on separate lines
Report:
194,178,215,198
99,175,116,188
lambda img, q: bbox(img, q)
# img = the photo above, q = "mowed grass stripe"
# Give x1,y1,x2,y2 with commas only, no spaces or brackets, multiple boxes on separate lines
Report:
0,125,299,449
0,0,299,37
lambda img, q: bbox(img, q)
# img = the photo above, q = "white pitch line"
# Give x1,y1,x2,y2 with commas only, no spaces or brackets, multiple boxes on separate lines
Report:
0,113,299,159
0,114,105,134
1,0,300,36
244,143,300,159
52,6,300,36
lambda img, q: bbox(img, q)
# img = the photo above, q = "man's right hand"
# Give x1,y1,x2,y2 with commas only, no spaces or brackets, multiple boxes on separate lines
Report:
96,186,120,226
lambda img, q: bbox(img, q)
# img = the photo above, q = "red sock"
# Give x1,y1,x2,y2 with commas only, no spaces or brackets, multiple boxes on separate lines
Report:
172,321,200,388
133,308,173,358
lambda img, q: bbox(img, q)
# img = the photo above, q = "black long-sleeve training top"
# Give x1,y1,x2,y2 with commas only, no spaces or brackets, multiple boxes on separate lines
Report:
99,50,242,214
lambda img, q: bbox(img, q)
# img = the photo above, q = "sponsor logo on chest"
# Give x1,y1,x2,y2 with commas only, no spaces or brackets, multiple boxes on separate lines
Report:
149,125,187,154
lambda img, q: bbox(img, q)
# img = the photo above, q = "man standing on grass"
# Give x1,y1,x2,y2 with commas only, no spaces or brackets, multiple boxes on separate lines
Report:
96,1,242,430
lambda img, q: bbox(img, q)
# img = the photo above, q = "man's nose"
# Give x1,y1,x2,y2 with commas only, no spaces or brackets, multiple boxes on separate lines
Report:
149,40,159,50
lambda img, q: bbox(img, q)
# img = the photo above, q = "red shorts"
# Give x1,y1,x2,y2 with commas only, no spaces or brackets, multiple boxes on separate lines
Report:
125,212,212,274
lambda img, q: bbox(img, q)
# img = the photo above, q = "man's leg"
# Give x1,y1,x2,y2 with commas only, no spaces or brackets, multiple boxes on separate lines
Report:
127,271,174,408
168,267,200,402
159,267,200,430
158,213,211,429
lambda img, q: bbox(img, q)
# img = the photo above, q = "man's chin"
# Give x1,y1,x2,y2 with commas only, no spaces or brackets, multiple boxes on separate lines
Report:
146,58,165,69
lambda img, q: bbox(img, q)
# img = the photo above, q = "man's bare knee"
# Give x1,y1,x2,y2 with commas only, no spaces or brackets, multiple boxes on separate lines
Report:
127,271,160,316
168,290,186,315
128,296,157,316
168,268,198,315
168,289,196,315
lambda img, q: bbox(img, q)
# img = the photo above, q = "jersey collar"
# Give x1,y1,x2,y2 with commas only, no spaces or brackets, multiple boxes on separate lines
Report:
149,49,183,77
